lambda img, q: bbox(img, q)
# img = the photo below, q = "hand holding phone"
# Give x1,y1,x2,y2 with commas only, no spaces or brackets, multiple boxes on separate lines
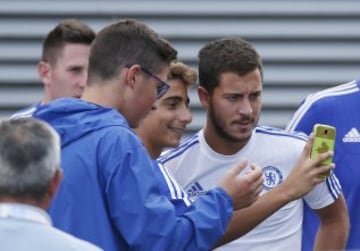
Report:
310,124,336,178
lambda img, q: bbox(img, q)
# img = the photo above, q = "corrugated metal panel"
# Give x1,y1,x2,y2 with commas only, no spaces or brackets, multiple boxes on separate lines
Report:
1,0,360,138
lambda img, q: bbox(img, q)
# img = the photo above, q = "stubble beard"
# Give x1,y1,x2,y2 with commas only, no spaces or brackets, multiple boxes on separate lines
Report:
209,102,253,143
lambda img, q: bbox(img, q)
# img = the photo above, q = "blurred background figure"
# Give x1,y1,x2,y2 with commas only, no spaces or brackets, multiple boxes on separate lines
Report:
10,19,95,118
0,118,102,251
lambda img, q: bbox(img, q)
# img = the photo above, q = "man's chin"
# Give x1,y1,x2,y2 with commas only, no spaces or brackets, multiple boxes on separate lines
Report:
226,130,252,143
165,141,180,148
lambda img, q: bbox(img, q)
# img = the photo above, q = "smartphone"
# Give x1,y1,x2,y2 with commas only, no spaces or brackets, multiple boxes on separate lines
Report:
310,123,336,178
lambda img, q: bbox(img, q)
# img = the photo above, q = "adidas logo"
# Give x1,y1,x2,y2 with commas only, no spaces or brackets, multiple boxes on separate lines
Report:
187,182,207,199
343,128,360,143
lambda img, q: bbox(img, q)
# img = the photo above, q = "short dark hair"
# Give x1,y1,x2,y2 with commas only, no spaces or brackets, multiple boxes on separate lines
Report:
0,118,60,202
41,19,96,65
198,37,263,93
87,19,177,84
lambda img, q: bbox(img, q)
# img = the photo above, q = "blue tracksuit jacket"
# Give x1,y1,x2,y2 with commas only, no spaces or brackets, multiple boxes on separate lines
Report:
33,97,233,251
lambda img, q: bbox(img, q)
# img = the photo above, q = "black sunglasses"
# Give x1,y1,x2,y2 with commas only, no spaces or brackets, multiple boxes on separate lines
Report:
126,64,170,99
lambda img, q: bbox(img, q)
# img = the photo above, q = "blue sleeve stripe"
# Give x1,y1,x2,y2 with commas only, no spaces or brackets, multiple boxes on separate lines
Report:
158,163,177,199
158,163,192,206
330,173,342,194
161,164,189,204
164,167,192,206
326,172,342,200
159,136,200,163
286,81,359,131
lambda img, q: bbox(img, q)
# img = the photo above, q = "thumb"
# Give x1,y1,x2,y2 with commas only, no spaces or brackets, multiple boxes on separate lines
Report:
228,159,248,176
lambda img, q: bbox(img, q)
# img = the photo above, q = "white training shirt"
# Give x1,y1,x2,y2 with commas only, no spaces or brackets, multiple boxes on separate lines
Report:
159,126,341,251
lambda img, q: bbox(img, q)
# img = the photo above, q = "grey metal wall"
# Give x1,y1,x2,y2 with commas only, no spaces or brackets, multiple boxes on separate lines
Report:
1,0,360,138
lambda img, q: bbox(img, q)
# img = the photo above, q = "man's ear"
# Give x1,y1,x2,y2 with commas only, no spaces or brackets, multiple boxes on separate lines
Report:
38,61,51,86
197,85,210,109
124,64,142,89
48,168,63,199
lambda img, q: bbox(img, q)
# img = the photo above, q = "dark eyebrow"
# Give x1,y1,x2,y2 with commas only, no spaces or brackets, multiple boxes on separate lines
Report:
251,91,262,96
223,93,243,97
162,96,190,105
67,65,84,70
163,96,183,102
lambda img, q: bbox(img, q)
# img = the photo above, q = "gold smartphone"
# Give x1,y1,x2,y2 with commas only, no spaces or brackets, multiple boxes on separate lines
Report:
310,123,336,178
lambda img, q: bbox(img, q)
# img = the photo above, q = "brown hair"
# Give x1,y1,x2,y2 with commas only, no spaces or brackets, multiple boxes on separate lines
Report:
168,61,197,87
88,19,177,84
41,19,95,65
198,37,263,94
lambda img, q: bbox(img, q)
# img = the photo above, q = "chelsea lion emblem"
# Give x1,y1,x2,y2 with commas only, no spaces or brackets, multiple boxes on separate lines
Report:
262,165,283,191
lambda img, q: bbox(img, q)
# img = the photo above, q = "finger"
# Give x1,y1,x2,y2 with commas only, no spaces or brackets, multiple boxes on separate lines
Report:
250,163,261,171
245,163,261,175
228,159,248,176
314,175,327,185
253,174,264,189
302,133,314,159
314,163,335,174
255,183,263,196
246,171,263,184
246,163,263,181
314,151,334,164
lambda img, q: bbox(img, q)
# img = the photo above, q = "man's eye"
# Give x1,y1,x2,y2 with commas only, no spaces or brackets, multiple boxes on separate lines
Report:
69,67,82,73
227,96,238,102
167,102,178,109
250,93,261,100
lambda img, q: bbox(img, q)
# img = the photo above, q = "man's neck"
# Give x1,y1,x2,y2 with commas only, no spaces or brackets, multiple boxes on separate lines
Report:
203,127,249,155
82,82,124,108
135,131,162,159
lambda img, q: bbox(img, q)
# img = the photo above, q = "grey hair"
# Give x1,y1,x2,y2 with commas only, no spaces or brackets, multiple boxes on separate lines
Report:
0,118,60,202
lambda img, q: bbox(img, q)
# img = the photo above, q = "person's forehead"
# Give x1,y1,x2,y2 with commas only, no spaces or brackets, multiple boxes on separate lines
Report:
59,43,90,56
53,44,91,65
157,81,188,104
164,79,189,95
218,70,262,87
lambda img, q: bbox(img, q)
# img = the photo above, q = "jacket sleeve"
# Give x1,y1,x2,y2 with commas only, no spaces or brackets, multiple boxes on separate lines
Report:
102,130,233,251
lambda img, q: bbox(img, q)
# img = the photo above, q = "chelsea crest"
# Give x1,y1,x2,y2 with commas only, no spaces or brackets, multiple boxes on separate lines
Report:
262,165,283,190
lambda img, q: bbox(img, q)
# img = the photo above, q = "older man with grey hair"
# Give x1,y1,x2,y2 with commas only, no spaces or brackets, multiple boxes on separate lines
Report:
0,118,102,251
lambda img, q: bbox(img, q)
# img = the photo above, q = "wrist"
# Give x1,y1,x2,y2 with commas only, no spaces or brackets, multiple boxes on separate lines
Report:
273,181,296,203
